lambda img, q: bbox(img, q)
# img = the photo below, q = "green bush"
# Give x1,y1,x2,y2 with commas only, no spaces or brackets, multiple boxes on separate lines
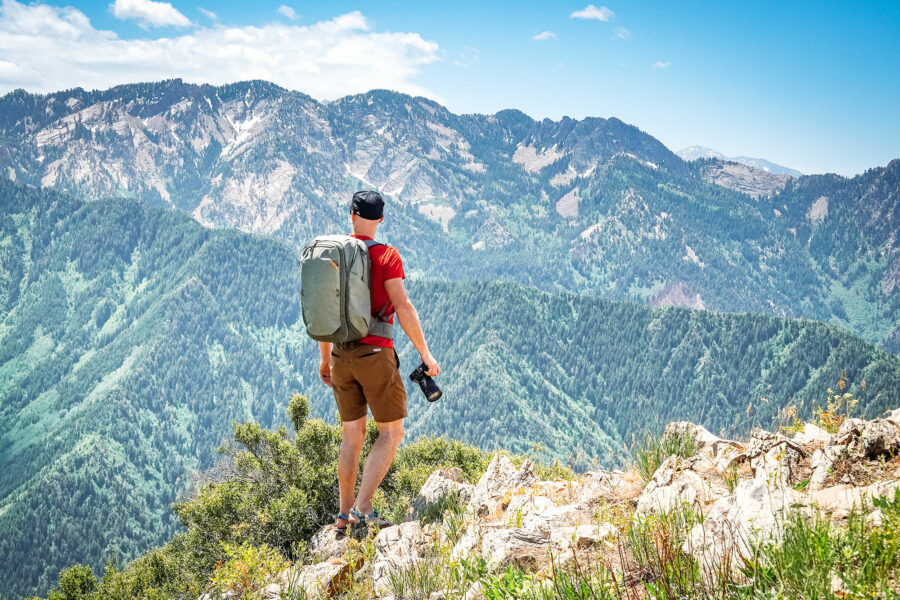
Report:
208,542,287,600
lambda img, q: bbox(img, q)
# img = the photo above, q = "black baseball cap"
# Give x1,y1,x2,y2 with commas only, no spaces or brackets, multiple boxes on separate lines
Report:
351,190,384,220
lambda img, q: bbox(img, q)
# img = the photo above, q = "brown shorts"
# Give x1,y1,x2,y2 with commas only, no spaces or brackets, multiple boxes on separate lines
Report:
330,342,407,423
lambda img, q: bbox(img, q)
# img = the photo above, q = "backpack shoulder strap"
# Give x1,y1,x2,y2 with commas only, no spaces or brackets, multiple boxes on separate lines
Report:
363,239,384,249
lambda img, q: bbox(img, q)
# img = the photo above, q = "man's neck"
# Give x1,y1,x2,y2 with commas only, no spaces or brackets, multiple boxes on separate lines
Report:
352,226,379,238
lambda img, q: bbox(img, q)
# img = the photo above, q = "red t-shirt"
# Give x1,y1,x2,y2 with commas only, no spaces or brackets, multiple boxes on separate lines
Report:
352,235,405,348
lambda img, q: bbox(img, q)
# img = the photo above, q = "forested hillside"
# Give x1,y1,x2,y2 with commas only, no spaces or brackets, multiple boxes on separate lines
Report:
3,180,899,597
0,80,898,350
0,181,303,596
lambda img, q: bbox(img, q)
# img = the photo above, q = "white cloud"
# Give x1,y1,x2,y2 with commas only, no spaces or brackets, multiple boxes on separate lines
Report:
198,7,217,21
570,4,614,21
651,61,671,69
110,0,191,28
532,30,556,41
613,26,630,39
277,5,297,20
0,1,441,101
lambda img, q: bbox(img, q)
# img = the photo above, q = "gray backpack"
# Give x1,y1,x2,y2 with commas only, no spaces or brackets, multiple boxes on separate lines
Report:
300,235,393,343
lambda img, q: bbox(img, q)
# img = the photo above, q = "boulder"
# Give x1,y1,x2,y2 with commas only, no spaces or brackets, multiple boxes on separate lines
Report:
467,454,539,518
413,467,475,517
372,521,435,596
635,455,721,517
684,478,802,576
887,408,900,428
833,418,865,446
280,559,359,599
532,478,582,505
576,469,641,509
504,493,580,533
735,428,806,485
792,423,832,446
308,525,350,562
808,445,842,491
751,443,802,485
809,480,900,522
858,419,900,458
481,526,551,571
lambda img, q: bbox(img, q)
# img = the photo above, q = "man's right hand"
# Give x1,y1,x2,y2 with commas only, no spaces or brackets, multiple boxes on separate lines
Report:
319,360,333,387
422,352,440,377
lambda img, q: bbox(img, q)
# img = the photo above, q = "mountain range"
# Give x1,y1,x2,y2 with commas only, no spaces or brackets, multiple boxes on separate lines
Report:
676,145,804,177
1,79,898,353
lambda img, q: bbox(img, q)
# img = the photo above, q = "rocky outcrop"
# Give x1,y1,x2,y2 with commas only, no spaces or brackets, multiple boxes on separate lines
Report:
203,411,900,599
413,467,475,518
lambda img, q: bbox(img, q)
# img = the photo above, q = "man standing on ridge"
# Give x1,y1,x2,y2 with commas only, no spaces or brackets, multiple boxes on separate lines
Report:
318,190,440,530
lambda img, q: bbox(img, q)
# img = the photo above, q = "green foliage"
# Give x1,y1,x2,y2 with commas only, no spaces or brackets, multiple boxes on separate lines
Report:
51,411,494,600
208,542,287,600
633,429,699,484
46,566,96,600
737,490,900,598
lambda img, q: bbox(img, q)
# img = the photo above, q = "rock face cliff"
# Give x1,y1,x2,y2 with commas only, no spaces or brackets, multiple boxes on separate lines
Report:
212,409,900,599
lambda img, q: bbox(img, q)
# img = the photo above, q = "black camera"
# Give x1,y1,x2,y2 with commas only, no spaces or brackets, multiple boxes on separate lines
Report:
409,363,442,402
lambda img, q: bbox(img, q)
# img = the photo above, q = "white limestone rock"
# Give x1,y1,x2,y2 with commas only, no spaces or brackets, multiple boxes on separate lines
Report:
467,455,539,518
684,478,803,577
481,526,551,570
635,455,723,517
858,419,900,458
413,467,474,517
372,521,435,596
550,523,617,549
792,423,832,446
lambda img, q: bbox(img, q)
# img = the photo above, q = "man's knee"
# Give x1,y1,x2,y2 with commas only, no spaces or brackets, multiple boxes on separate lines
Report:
377,420,404,448
342,417,367,447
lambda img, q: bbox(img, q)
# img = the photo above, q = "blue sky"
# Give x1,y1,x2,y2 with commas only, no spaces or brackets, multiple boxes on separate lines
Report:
1,0,898,175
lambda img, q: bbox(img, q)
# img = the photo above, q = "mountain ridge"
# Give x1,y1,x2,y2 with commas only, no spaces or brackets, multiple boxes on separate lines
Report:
1,78,897,353
677,144,804,176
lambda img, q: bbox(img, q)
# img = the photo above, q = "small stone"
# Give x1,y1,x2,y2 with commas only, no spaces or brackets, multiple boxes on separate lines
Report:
550,523,616,549
462,582,484,600
792,423,831,446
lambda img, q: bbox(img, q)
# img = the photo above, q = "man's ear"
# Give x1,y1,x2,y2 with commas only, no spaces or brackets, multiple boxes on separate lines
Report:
379,216,385,223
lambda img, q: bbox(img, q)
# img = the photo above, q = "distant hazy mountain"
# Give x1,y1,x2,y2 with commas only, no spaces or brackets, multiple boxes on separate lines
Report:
4,180,900,597
0,80,898,352
677,145,804,177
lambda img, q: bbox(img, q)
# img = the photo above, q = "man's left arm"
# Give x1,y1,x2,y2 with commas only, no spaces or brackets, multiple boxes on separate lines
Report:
385,277,440,376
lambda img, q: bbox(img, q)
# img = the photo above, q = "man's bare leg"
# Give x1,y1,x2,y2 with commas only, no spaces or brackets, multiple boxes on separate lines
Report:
336,417,366,527
354,419,404,515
